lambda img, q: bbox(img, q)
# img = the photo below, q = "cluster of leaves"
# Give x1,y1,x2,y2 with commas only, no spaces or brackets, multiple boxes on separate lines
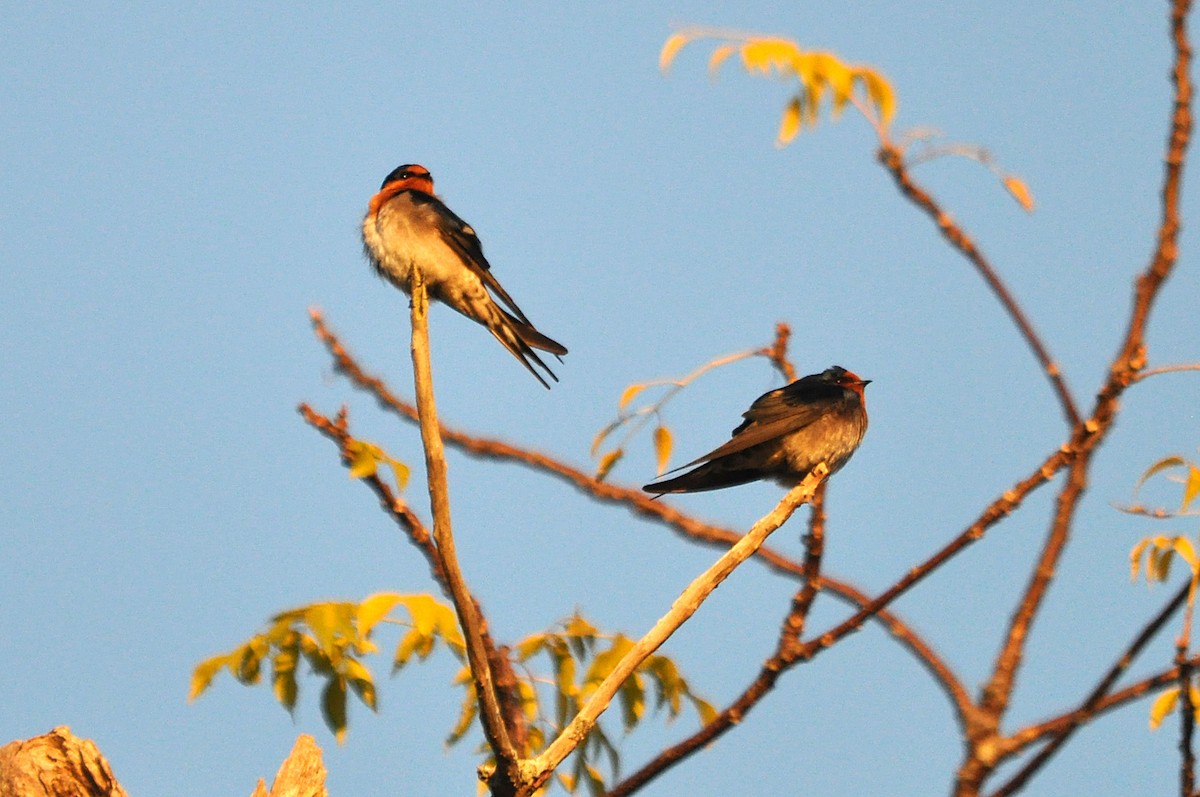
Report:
660,29,896,144
1128,455,1200,730
344,437,410,491
591,382,674,481
193,598,713,794
503,614,717,794
189,593,463,743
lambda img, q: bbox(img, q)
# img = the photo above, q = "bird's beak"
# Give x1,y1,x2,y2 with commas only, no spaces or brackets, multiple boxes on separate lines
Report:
859,379,872,386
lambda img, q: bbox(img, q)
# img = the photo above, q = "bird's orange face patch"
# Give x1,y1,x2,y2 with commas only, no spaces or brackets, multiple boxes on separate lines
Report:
368,172,436,217
836,369,870,400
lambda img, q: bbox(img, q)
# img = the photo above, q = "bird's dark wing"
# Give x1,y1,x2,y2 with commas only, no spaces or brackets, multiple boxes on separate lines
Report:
677,385,842,468
411,193,535,326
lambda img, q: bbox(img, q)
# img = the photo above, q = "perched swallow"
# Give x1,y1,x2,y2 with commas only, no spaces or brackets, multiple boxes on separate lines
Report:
643,366,870,494
362,164,567,388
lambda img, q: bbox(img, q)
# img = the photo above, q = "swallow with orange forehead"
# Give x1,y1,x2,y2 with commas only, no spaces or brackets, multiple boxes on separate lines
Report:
362,164,567,388
643,366,870,494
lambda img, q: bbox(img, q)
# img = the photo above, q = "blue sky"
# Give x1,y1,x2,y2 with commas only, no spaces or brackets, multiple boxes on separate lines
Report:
2,3,1198,795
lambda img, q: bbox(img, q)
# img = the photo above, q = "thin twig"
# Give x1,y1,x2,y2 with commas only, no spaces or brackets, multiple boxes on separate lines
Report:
878,145,1082,429
406,271,520,789
297,403,452,594
524,469,826,792
1132,362,1200,382
1180,650,1196,797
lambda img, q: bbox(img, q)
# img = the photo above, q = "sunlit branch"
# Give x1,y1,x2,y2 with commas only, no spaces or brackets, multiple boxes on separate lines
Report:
406,271,519,789
523,470,825,792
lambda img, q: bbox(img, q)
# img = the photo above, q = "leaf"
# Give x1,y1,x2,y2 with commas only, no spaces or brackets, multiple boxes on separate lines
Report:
688,693,719,725
1174,536,1199,571
776,96,802,147
235,641,264,684
1136,456,1187,493
1150,544,1174,583
344,657,377,711
1150,687,1180,730
446,684,478,747
660,33,690,73
515,634,546,662
392,628,423,672
590,421,620,458
618,672,646,731
305,602,356,655
596,449,623,481
346,439,380,479
272,639,300,712
859,68,896,125
189,654,229,702
321,675,349,744
653,425,673,476
1003,176,1035,212
619,383,647,411
357,592,404,636
708,44,736,77
1184,465,1200,512
1131,538,1149,581
399,594,440,637
387,458,411,491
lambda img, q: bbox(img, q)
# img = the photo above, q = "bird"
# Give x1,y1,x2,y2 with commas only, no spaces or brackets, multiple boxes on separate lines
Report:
643,366,870,495
362,164,567,388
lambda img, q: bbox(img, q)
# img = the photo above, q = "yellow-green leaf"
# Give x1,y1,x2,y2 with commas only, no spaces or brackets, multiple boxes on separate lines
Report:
1174,536,1199,571
321,675,349,745
399,594,440,636
619,672,646,731
590,421,619,458
357,592,404,636
1131,538,1150,581
344,657,377,711
708,44,736,77
653,425,673,476
776,96,802,147
517,677,539,722
272,638,300,712
859,68,896,125
346,440,380,479
1184,466,1200,512
1003,176,1035,212
387,458,410,491
660,33,689,73
1151,545,1174,583
1150,687,1180,730
189,654,229,702
446,684,478,747
619,383,646,411
689,693,719,725
1137,456,1187,492
596,449,623,481
392,628,422,671
516,634,546,661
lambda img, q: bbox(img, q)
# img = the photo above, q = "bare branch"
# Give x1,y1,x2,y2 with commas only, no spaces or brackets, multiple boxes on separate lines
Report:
406,271,519,789
990,579,1190,796
877,145,1081,428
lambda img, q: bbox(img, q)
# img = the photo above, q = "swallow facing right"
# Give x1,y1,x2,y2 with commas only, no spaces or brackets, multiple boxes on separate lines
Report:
643,366,870,494
362,164,567,388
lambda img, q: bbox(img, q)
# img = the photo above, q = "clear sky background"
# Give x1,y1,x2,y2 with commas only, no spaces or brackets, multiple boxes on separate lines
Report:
3,3,1198,795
